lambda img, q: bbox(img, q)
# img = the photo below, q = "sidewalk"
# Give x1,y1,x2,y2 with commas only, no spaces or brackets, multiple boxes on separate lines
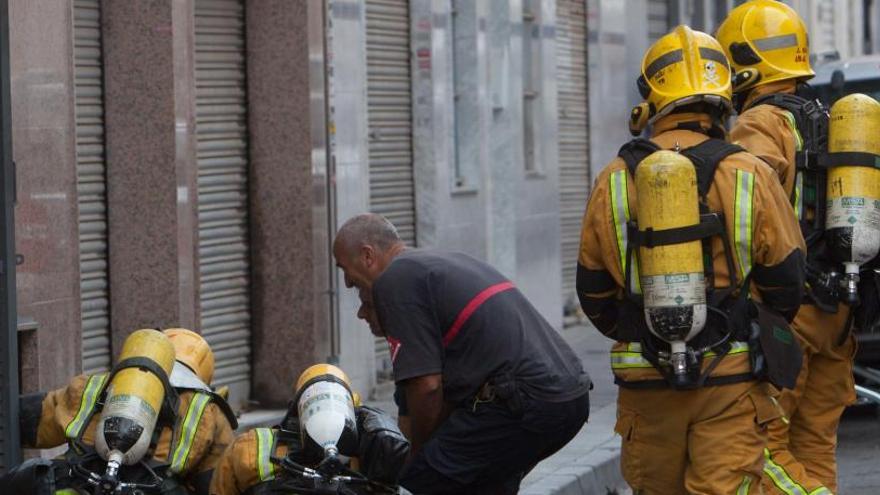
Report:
520,402,625,495
515,325,628,495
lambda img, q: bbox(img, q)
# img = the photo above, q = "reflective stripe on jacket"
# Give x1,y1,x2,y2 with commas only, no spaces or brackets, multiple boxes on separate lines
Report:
210,427,290,495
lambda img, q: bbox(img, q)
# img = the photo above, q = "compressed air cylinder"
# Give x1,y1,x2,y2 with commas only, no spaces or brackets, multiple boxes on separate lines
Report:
297,379,357,457
95,329,175,466
825,94,880,277
635,150,707,344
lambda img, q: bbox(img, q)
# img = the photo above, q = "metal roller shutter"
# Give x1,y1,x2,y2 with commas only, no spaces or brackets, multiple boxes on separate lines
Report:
366,0,414,376
815,0,836,53
195,0,252,405
557,0,590,311
74,0,111,374
648,0,670,42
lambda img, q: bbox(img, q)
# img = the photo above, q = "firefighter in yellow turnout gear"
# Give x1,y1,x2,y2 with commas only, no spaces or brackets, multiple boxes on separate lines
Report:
718,2,864,492
5,328,236,495
210,364,409,495
577,25,806,494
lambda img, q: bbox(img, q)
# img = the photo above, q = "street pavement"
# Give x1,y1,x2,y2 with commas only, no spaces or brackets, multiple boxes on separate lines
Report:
837,404,880,494
519,324,626,494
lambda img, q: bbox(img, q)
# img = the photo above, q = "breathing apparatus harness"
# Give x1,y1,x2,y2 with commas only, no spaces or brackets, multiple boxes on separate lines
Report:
617,118,804,391
616,134,757,390
64,357,181,495
248,408,404,495
742,88,858,312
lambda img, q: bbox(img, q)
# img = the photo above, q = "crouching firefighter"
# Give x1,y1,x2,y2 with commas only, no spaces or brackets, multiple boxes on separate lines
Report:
1,328,237,495
718,2,874,492
210,364,410,495
577,25,806,494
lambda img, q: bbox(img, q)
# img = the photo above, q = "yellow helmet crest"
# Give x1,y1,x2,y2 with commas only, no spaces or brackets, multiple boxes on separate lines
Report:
637,25,733,125
716,0,813,92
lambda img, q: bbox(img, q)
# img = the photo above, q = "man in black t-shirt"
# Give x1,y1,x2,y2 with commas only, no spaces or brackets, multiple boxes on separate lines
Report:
334,213,590,494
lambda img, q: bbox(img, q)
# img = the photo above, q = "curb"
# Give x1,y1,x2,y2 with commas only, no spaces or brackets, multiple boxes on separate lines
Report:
520,403,626,495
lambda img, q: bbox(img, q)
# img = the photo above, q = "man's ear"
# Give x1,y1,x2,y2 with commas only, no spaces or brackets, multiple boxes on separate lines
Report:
359,244,376,266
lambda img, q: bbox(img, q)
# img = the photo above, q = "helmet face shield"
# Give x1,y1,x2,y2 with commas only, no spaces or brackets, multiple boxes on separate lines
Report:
639,25,733,122
716,0,814,92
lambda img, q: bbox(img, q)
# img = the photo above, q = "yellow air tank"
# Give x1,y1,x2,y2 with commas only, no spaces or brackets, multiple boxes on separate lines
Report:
635,150,707,379
95,329,175,468
825,93,880,305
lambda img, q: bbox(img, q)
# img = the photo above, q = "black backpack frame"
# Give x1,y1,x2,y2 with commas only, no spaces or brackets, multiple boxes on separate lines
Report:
615,137,754,389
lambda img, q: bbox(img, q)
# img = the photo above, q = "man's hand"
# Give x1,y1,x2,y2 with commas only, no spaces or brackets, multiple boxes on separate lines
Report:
404,374,446,454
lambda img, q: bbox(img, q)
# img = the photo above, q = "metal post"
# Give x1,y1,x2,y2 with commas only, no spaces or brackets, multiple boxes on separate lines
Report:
0,0,19,474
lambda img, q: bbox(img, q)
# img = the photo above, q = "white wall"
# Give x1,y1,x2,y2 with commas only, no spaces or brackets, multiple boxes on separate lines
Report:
410,0,563,329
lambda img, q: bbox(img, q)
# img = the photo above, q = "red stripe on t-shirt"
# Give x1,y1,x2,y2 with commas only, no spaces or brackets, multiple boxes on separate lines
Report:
442,281,515,347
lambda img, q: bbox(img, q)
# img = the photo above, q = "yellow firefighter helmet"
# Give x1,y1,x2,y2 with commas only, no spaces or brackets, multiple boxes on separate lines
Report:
295,364,352,397
163,328,215,385
716,0,813,92
632,25,732,132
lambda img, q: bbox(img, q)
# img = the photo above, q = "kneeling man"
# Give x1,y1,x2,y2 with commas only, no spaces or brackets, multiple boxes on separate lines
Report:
335,213,591,494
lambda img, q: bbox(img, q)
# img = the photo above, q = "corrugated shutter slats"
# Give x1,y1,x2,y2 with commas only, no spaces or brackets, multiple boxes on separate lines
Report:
648,0,669,42
195,0,251,404
366,0,414,374
74,0,111,374
557,0,590,307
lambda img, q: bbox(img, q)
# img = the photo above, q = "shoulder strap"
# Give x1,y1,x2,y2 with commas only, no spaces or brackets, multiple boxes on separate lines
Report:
750,92,810,117
168,392,214,474
64,373,110,442
680,138,745,198
255,428,278,482
617,138,661,177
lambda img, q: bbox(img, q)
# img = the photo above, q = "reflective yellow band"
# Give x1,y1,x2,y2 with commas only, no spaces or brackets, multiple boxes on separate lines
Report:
763,448,831,495
65,373,109,439
610,169,640,294
169,392,212,474
793,171,804,220
610,351,654,369
734,170,755,279
783,112,804,151
256,428,276,482
737,475,753,495
613,342,749,369
705,341,750,357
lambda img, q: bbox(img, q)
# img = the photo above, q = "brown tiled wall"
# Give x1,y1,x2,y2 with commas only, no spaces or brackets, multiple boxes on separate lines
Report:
10,0,82,391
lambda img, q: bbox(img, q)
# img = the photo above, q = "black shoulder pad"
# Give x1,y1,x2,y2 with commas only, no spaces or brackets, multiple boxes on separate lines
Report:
617,138,661,177
750,92,810,115
681,139,745,197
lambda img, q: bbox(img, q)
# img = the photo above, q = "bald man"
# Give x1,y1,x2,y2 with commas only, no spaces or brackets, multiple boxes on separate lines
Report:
335,213,590,495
